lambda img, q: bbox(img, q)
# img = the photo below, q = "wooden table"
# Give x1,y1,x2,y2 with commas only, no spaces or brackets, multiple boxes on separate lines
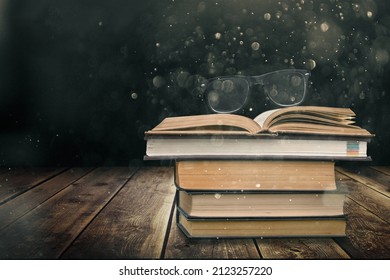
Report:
0,165,389,259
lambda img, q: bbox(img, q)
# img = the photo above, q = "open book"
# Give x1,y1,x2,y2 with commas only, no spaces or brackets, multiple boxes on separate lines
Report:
146,106,372,137
144,106,373,160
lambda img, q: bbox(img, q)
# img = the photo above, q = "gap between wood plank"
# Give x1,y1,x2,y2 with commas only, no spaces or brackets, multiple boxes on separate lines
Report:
0,167,96,231
336,171,390,225
0,168,69,206
253,238,264,258
60,166,176,259
370,166,390,176
57,166,140,259
255,238,350,259
0,167,140,259
333,197,390,258
159,191,178,259
336,167,390,198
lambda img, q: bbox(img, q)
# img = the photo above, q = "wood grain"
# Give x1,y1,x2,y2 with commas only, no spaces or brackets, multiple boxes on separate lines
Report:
371,166,390,176
337,166,390,197
0,168,66,205
0,167,93,230
256,238,350,259
0,167,137,259
336,197,390,259
164,209,261,259
61,167,175,259
334,168,390,258
336,171,390,223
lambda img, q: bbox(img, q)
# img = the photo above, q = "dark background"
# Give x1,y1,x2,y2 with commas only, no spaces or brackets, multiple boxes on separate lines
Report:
1,0,390,167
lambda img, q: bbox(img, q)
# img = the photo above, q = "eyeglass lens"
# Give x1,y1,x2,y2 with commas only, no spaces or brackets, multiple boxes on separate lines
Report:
206,77,249,113
263,72,306,106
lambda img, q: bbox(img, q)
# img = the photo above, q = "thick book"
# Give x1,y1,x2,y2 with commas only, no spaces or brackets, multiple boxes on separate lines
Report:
177,190,346,218
145,136,370,160
175,160,337,191
144,106,373,160
177,210,347,238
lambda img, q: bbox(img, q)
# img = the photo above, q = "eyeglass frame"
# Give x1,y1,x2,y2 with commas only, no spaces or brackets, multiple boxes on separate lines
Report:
200,69,311,113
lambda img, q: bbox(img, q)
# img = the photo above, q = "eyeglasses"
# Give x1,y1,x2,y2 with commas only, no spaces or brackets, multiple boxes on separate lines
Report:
200,69,311,113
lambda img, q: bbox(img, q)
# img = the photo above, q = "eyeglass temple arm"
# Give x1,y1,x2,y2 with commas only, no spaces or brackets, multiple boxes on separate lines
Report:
248,71,311,85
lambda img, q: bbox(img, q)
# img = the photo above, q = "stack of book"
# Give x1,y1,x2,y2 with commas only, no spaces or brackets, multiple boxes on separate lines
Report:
144,106,373,238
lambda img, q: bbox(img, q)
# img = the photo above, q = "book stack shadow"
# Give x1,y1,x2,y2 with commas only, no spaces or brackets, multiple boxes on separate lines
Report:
144,106,374,238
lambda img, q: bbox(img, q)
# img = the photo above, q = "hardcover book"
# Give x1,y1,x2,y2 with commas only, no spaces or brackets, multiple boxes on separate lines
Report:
177,190,346,218
177,210,347,238
144,106,373,160
175,160,337,191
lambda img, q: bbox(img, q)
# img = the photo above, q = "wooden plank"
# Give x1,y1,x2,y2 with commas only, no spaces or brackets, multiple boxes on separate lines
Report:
335,197,390,259
371,166,390,176
0,167,94,230
0,167,137,259
0,168,66,205
61,167,176,259
256,238,350,259
337,166,390,197
164,209,261,259
334,170,390,258
335,171,390,223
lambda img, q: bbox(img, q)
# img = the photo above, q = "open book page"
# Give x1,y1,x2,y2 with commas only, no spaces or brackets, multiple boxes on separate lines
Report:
149,114,261,134
253,109,280,127
267,114,356,127
257,106,356,129
267,122,372,136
